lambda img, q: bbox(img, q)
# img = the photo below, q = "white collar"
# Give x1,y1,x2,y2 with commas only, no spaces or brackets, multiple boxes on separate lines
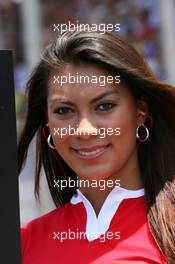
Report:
70,186,145,242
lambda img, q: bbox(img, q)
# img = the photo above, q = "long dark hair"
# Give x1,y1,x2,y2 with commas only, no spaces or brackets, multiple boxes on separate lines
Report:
18,30,175,263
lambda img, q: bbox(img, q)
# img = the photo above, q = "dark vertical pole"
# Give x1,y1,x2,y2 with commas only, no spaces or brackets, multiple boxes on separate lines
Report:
0,51,21,264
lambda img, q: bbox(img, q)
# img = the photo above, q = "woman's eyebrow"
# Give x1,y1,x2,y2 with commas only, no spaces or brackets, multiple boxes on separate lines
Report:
49,90,120,106
90,90,120,104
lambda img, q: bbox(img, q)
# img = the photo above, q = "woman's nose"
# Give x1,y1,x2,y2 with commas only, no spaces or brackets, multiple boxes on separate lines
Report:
75,118,98,139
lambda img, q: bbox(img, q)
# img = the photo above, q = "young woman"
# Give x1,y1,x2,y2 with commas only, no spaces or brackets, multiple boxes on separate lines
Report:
19,30,175,264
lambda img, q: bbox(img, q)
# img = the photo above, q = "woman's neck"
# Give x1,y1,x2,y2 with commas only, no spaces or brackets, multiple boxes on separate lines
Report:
79,180,143,216
78,158,143,216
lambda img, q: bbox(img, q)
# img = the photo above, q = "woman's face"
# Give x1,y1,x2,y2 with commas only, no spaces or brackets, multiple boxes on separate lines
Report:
47,63,145,182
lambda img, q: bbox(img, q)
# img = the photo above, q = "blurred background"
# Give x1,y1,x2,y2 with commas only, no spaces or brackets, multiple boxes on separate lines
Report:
0,0,175,224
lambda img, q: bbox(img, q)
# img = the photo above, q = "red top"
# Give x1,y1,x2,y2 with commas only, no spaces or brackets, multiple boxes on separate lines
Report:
21,187,166,264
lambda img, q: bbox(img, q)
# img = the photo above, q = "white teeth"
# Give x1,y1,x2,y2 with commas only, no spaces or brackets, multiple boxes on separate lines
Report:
78,148,105,156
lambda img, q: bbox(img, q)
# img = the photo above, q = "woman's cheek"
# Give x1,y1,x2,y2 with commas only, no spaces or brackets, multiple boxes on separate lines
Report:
52,129,69,147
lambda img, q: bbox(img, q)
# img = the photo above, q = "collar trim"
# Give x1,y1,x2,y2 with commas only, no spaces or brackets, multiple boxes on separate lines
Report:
71,186,145,241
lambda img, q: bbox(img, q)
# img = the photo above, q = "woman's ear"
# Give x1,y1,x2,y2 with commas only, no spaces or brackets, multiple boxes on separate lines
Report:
136,96,149,125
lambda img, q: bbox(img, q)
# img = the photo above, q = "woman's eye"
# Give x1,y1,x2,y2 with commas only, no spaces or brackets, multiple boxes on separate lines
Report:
54,107,73,115
96,103,117,111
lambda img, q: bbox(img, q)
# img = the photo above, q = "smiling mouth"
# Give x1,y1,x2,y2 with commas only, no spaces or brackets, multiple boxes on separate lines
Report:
71,144,111,160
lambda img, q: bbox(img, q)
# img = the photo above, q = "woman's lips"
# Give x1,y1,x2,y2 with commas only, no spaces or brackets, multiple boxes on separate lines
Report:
71,144,111,160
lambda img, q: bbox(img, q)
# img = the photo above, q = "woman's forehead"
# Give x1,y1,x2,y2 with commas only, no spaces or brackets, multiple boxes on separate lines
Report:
47,63,130,101
48,63,113,81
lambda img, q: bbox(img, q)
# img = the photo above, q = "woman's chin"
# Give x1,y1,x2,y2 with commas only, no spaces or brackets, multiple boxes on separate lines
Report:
77,172,110,182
